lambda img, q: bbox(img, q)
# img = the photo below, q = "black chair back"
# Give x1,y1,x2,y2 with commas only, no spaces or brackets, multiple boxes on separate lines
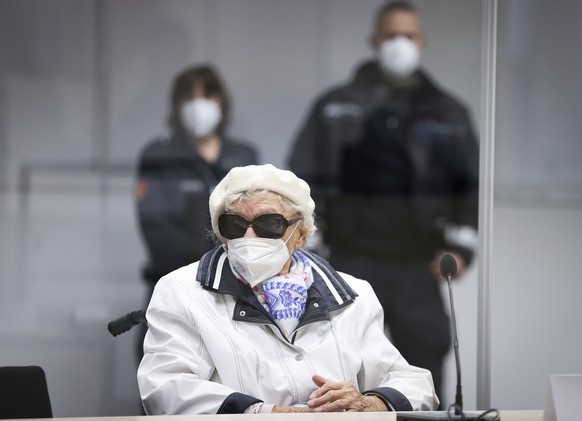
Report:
0,366,53,419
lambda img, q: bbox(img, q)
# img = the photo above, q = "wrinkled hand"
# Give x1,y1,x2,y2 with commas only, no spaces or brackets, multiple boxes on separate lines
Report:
306,375,388,412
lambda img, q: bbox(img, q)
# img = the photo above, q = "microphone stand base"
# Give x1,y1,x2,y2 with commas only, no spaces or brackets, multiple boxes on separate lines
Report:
396,410,499,420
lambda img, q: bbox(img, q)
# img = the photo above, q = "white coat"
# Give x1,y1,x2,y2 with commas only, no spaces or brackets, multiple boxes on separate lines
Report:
137,247,439,414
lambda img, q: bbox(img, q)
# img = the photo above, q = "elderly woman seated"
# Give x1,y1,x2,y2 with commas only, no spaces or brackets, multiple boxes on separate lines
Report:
137,164,439,414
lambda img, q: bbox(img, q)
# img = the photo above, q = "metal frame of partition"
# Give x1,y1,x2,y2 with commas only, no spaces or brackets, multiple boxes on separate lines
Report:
477,0,498,410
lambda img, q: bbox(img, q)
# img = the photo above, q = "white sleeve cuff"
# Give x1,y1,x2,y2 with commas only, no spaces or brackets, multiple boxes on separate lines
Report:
259,404,275,413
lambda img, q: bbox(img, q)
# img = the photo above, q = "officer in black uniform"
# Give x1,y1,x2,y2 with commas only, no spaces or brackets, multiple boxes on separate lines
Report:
135,64,258,361
287,1,478,402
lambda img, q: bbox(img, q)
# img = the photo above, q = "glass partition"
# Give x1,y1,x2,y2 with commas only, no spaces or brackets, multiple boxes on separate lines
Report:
0,0,502,416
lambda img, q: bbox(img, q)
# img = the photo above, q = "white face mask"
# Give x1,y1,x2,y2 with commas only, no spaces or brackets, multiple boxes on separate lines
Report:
180,98,222,138
378,36,421,78
226,225,298,288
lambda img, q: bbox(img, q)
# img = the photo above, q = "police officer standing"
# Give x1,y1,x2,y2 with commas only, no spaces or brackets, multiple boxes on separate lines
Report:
287,1,478,402
135,65,258,360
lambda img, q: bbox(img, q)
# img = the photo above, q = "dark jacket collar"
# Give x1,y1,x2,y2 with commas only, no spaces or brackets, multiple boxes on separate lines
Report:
196,246,358,327
351,60,442,98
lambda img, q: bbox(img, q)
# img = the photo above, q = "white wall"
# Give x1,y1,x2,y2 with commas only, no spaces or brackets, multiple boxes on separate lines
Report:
488,0,582,409
490,200,582,409
0,0,580,417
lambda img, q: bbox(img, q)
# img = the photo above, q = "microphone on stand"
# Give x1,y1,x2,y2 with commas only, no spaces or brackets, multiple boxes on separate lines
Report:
396,253,499,421
440,253,463,416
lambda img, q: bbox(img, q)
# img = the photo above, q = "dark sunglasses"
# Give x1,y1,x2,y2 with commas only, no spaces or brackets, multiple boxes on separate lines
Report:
218,213,301,239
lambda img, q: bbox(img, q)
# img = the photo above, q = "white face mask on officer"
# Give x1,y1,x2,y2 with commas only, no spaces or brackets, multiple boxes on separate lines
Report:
378,36,421,78
226,224,298,288
180,98,222,138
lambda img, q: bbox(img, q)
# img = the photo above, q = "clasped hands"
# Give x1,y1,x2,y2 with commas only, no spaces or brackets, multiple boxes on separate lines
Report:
272,374,388,413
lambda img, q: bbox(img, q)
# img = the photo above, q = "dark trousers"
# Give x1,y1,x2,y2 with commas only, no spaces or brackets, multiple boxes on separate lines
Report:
329,248,451,404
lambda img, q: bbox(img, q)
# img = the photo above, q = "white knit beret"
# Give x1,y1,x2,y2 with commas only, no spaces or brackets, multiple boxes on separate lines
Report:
209,164,315,242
